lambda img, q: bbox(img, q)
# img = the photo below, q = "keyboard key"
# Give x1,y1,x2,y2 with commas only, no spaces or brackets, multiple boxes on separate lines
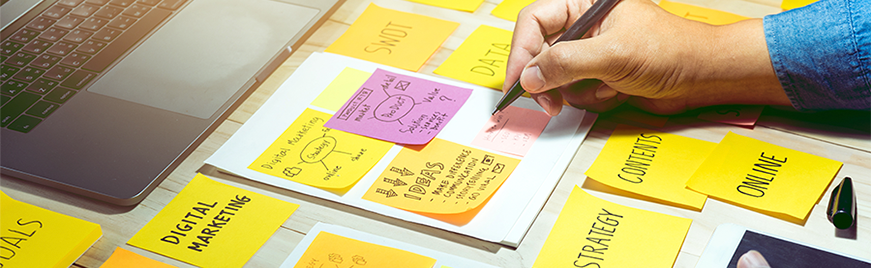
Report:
137,0,160,6
30,54,62,68
1,80,28,95
47,41,78,56
61,70,97,89
1,66,20,81
8,115,43,133
57,0,86,7
37,27,69,42
60,52,90,67
83,8,170,72
45,65,74,80
107,16,136,30
76,40,107,54
26,78,60,94
1,95,10,105
63,29,93,43
95,6,124,19
44,5,73,19
13,67,45,82
26,17,57,31
5,52,36,67
26,101,60,118
85,0,110,5
0,91,40,127
109,0,134,7
79,17,109,31
70,4,100,17
44,87,77,103
55,16,85,29
10,29,40,43
1,41,24,55
22,40,53,54
93,28,121,41
158,0,186,10
122,4,151,17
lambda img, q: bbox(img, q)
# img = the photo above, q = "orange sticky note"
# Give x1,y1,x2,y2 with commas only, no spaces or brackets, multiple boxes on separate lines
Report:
491,0,536,22
325,3,459,71
100,248,176,268
686,132,843,224
434,25,513,89
362,138,520,218
292,231,436,268
471,106,550,157
404,0,485,12
659,0,749,25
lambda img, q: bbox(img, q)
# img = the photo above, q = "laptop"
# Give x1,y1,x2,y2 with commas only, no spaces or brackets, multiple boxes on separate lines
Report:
1,0,343,205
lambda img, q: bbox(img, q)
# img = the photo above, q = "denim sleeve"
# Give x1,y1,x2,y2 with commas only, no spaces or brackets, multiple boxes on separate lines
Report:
763,0,871,110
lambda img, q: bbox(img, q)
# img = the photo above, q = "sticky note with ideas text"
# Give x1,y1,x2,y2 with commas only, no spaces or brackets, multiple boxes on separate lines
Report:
324,68,472,144
311,67,372,111
325,3,459,71
290,231,436,268
585,125,713,210
127,174,299,268
249,108,393,190
362,138,520,223
404,0,485,12
0,191,102,268
434,25,512,89
491,0,536,22
471,106,550,157
697,105,764,127
534,187,691,268
685,132,842,224
99,247,176,268
659,0,749,25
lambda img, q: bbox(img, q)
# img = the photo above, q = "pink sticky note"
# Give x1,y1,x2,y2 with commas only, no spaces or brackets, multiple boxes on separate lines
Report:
324,69,472,144
471,106,550,156
698,105,763,127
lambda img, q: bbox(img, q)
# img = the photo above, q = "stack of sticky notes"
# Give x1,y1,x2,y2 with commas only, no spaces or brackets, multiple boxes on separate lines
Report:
0,191,102,268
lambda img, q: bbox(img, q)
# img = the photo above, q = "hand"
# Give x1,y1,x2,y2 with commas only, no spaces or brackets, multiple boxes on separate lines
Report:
503,0,792,115
737,250,771,268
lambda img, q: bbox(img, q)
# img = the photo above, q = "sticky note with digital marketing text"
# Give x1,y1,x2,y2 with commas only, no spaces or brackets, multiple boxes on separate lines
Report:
291,231,436,268
434,25,513,90
685,132,842,224
127,174,299,268
491,0,536,22
249,108,393,190
471,105,551,157
585,125,713,210
404,0,485,12
534,187,691,268
324,3,459,71
362,138,520,224
659,0,749,25
324,68,472,145
0,191,102,268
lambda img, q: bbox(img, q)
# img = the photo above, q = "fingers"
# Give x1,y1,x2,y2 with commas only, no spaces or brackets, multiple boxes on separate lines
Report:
737,250,771,268
520,37,618,94
531,90,563,116
558,80,626,112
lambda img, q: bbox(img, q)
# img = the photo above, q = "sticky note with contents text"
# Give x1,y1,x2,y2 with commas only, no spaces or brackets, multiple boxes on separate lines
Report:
659,0,749,25
290,231,436,268
249,108,393,190
471,106,550,157
127,174,299,268
534,187,691,268
324,68,472,144
584,125,713,210
685,132,842,224
434,25,513,90
325,3,459,71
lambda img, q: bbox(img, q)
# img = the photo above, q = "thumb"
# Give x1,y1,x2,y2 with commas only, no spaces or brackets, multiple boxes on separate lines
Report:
737,250,771,268
519,39,614,94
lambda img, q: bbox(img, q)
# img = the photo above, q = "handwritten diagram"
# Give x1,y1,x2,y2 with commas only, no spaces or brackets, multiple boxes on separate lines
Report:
324,69,472,144
472,106,550,156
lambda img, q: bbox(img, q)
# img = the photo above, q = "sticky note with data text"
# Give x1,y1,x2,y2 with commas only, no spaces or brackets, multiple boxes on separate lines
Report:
434,25,513,89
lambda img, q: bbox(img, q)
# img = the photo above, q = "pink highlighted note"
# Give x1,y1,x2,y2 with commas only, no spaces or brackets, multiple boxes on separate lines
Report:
472,106,550,156
324,69,472,144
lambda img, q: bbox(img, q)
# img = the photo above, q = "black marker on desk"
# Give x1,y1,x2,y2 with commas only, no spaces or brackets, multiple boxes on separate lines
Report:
493,0,622,115
827,177,856,229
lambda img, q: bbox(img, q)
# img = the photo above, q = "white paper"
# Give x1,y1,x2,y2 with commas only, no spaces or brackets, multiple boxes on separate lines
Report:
205,52,596,246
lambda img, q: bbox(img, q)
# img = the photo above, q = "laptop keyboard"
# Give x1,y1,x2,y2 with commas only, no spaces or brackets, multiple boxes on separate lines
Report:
1,0,187,133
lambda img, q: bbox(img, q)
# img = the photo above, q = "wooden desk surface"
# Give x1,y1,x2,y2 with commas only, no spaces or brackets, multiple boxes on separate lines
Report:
2,0,869,267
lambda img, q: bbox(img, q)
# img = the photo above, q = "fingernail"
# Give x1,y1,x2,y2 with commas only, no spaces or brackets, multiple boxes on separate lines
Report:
533,94,556,116
521,66,545,91
595,85,618,100
738,250,770,268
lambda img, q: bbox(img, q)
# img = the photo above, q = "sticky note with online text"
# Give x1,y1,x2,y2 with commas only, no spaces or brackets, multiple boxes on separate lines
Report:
534,187,691,268
404,0,485,12
685,132,842,224
290,231,436,268
491,0,536,22
471,105,550,157
434,25,513,90
325,3,459,71
659,0,749,25
585,125,713,210
127,174,299,268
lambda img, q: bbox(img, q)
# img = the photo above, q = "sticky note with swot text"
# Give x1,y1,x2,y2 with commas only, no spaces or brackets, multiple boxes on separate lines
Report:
127,174,299,268
685,132,842,224
325,3,459,71
585,125,713,210
434,25,513,90
534,187,691,268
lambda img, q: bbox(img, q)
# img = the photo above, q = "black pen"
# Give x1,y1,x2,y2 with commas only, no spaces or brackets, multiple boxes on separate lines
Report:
493,0,622,115
827,177,857,229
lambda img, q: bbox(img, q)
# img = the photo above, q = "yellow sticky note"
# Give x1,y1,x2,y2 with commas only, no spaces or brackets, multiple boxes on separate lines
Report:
659,0,749,25
491,0,536,22
127,174,299,268
686,132,842,224
534,187,691,268
585,125,713,210
781,0,817,10
362,138,520,219
325,3,459,71
100,247,176,268
249,108,393,190
292,231,436,268
434,25,513,90
0,191,102,268
311,68,372,111
404,0,485,12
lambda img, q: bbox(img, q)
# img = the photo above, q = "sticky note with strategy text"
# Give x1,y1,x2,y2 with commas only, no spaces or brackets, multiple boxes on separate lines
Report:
249,108,393,190
290,231,436,268
325,3,459,71
491,0,536,22
685,132,842,224
471,106,551,157
127,174,299,267
534,187,691,268
659,0,749,25
99,247,176,268
311,67,372,111
324,68,472,144
0,191,102,268
434,25,513,90
585,125,713,210
362,138,520,224
404,0,485,12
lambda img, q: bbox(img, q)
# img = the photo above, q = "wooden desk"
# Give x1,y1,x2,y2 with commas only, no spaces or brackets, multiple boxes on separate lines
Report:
2,0,869,267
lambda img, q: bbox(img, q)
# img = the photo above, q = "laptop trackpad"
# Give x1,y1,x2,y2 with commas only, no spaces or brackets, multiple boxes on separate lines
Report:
88,0,318,119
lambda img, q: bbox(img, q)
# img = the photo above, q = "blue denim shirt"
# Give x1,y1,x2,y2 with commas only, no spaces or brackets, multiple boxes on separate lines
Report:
763,0,870,110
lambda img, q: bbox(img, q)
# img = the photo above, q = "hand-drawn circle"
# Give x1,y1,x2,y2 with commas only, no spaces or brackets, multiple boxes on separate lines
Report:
300,136,337,163
374,94,415,122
